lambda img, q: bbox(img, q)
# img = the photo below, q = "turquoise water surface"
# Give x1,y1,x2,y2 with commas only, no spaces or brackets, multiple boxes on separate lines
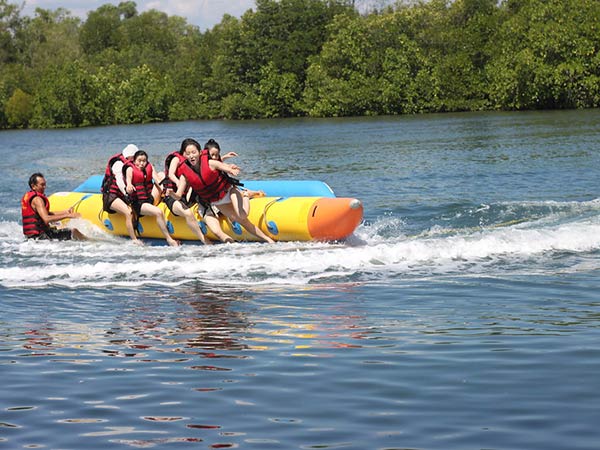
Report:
1,110,600,449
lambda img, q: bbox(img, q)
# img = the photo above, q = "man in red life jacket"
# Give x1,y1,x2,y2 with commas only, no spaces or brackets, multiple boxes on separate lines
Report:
21,173,86,240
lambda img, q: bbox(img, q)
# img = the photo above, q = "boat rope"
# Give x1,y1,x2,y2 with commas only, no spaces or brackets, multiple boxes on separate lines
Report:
261,197,283,228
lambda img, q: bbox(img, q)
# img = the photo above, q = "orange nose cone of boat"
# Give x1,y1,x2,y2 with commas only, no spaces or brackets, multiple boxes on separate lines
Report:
307,198,363,241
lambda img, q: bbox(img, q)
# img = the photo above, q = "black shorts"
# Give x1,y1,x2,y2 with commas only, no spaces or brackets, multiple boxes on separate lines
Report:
102,192,130,214
163,194,216,218
29,228,72,241
163,195,190,216
198,202,218,218
132,197,154,216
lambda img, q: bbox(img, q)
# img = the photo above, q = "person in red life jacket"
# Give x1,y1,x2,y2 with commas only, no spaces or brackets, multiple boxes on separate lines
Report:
165,139,233,243
102,144,140,245
174,138,275,243
21,173,87,240
204,139,266,210
124,150,180,247
160,143,216,244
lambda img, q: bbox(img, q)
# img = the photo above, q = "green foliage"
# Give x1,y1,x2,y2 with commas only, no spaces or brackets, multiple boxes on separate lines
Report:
0,0,22,64
243,0,354,81
206,0,354,117
5,87,33,127
258,62,301,117
487,0,600,109
82,63,122,125
202,16,246,100
19,8,82,74
302,12,427,116
0,0,598,128
79,4,125,55
114,64,174,123
221,89,263,119
31,60,89,128
0,93,6,127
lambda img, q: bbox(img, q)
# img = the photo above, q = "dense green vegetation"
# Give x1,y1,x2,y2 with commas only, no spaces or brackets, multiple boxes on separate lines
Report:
0,0,598,128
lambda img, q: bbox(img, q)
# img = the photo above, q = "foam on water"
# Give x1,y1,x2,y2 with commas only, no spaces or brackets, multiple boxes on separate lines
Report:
2,198,600,288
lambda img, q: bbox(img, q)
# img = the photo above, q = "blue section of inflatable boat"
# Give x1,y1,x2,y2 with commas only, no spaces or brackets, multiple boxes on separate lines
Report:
74,175,336,198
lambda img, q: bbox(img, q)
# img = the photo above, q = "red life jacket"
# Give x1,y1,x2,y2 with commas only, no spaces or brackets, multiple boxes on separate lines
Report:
102,153,130,198
163,152,187,191
176,149,231,203
130,162,154,203
21,191,49,237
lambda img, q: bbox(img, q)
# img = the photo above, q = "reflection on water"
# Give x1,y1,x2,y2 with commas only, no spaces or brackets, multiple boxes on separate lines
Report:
1,284,379,449
2,279,600,449
178,285,253,353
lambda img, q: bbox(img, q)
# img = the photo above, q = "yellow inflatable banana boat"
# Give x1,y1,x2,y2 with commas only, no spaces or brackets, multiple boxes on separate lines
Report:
48,191,363,242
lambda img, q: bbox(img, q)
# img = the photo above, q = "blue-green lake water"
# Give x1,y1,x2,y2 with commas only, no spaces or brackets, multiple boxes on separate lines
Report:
1,110,600,449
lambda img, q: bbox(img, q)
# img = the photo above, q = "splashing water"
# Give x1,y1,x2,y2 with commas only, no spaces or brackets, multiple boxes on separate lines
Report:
2,198,600,288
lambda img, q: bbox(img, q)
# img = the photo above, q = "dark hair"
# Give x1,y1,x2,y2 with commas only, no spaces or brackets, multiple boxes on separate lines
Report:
179,138,201,155
28,172,44,189
133,150,148,160
204,138,220,151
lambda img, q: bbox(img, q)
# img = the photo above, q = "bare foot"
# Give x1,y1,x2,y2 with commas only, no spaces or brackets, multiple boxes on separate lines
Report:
167,238,181,247
243,189,265,199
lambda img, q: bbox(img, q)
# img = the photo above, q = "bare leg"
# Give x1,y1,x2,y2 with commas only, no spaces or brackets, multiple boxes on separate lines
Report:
152,171,165,205
241,189,265,214
203,214,234,243
109,197,140,244
152,186,162,205
172,201,210,245
219,191,274,243
140,203,180,247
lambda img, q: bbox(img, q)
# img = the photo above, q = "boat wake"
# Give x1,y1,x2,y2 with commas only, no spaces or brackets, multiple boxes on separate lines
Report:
2,198,600,288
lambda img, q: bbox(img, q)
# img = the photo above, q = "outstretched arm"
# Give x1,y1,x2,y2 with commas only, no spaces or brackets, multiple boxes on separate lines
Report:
221,151,238,160
208,159,241,177
32,196,80,225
